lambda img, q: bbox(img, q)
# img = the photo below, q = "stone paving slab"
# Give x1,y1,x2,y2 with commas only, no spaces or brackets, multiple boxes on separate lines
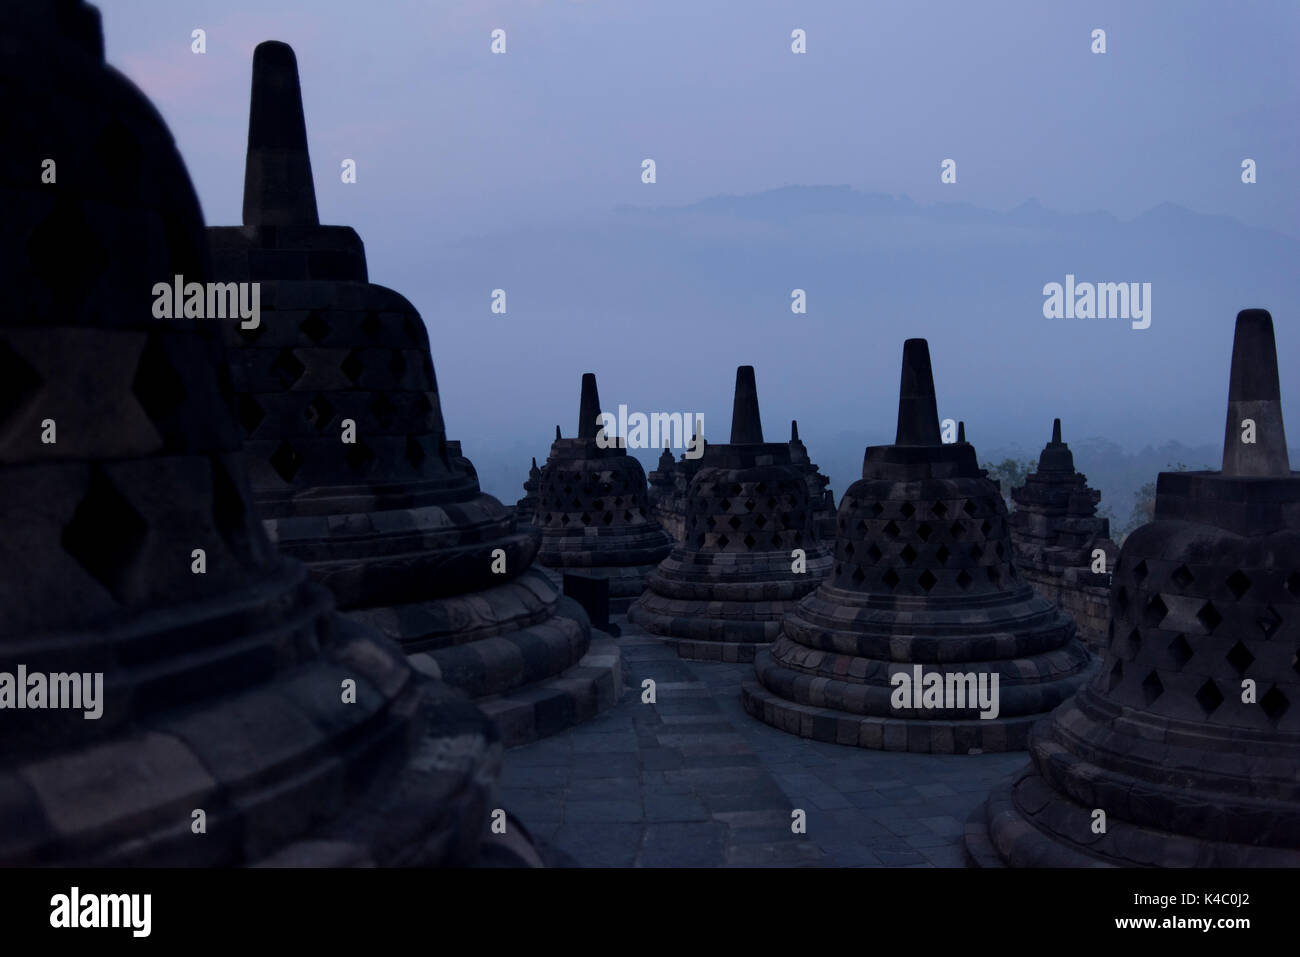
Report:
498,619,1025,867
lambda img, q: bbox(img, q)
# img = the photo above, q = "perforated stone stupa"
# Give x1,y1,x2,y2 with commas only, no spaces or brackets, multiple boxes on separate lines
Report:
0,2,497,865
628,367,832,661
1009,419,1118,649
788,420,837,541
531,374,674,610
743,339,1092,752
209,41,620,746
967,310,1300,865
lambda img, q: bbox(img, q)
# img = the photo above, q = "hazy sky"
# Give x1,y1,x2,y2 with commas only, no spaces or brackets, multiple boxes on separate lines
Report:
98,1,1300,500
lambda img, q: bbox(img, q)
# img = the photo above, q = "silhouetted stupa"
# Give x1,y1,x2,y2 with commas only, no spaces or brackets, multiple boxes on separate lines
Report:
968,310,1300,865
743,340,1092,751
647,434,703,542
0,3,496,864
629,367,831,661
514,456,543,534
1009,418,1118,649
209,41,620,746
788,420,837,541
532,374,674,610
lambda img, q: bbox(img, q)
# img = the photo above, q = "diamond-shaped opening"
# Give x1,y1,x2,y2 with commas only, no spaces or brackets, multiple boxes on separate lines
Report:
270,349,306,389
719,498,731,511
61,466,148,602
969,543,984,561
361,311,383,339
132,334,188,426
0,339,42,428
754,514,767,529
1133,559,1149,584
300,311,330,344
405,436,426,468
930,501,948,517
870,502,884,517
882,569,901,590
339,348,366,385
368,392,397,426
1226,640,1255,675
962,500,977,517
918,569,937,593
1140,670,1164,706
344,440,375,473
1169,564,1194,590
1107,659,1124,692
1142,594,1168,628
883,520,901,538
980,519,992,537
1261,685,1289,723
867,543,883,563
843,541,856,557
602,511,614,526
743,533,757,549
851,566,865,584
1258,605,1282,640
270,440,304,482
1168,634,1193,670
900,544,918,565
717,534,730,549
935,545,950,565
1225,569,1251,600
728,515,742,530
1194,679,1224,716
236,393,265,434
917,522,932,542
305,394,335,431
744,499,757,512
1196,600,1223,634
955,569,973,590
210,456,248,544
900,502,915,518
949,521,964,539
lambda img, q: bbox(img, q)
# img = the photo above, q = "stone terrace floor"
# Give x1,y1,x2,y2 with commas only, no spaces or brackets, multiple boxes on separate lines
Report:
498,619,1026,867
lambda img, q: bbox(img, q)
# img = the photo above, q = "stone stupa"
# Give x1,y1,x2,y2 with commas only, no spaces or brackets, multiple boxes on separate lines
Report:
743,339,1092,752
209,41,620,746
531,373,674,611
788,419,837,541
629,366,832,661
514,455,543,535
0,1,497,865
1009,419,1118,649
968,309,1300,865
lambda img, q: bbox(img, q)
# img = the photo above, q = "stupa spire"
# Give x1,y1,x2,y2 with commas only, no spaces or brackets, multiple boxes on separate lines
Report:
578,372,603,440
894,338,942,446
243,41,318,227
1222,309,1290,476
1051,417,1062,445
730,365,764,444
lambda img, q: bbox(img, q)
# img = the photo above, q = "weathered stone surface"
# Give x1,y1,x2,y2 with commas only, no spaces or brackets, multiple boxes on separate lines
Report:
968,310,1300,866
744,340,1092,752
629,367,832,661
527,374,674,611
1008,419,1117,650
0,5,495,865
208,41,619,745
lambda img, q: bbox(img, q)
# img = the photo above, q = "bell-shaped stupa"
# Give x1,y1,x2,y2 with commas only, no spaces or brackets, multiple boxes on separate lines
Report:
532,374,674,610
209,41,620,746
0,2,497,865
1009,418,1118,649
743,340,1092,752
629,367,832,661
968,310,1300,865
514,456,543,535
788,420,837,541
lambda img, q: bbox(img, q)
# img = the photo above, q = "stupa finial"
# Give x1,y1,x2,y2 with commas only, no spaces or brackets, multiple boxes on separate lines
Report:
243,41,319,227
894,338,942,446
730,366,764,445
1221,309,1290,476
